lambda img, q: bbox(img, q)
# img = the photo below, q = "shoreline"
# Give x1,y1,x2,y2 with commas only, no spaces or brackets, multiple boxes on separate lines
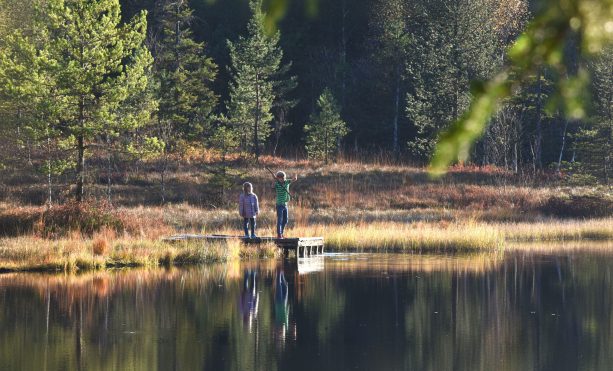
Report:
1,217,611,273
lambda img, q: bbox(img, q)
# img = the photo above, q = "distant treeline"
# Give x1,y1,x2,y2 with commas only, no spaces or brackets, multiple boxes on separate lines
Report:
0,0,610,204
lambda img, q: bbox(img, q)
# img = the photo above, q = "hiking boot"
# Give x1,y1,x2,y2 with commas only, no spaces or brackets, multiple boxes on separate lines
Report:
277,234,282,239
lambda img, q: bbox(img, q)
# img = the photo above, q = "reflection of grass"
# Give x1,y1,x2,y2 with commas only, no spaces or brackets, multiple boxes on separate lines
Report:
507,240,613,253
0,237,278,272
324,252,503,274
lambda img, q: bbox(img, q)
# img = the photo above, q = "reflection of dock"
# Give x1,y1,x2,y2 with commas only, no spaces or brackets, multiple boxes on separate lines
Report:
164,234,324,257
297,256,325,274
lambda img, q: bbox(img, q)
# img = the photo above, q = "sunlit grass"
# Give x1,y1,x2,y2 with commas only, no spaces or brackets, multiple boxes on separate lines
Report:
499,218,613,241
0,236,278,272
288,222,505,252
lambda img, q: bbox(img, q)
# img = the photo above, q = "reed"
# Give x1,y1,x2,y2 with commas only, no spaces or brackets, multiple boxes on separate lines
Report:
289,222,504,252
0,236,278,272
499,218,613,242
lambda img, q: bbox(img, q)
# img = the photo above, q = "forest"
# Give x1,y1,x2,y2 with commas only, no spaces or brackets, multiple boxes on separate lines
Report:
0,0,611,208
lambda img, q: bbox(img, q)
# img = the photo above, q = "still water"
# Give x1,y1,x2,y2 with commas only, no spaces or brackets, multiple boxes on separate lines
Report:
1,252,612,371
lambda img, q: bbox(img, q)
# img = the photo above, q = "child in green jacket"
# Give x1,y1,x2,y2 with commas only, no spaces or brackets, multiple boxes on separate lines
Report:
273,171,297,238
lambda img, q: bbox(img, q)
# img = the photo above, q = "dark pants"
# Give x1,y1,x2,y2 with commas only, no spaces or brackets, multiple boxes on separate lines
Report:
276,204,288,236
243,218,256,237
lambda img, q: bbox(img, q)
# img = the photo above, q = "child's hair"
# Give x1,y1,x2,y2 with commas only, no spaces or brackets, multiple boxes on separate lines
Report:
275,171,286,179
243,182,253,193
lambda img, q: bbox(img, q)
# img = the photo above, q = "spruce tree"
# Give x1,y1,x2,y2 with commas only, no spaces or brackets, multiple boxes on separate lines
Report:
155,0,218,143
304,88,348,163
0,0,155,201
405,0,502,160
369,0,412,153
226,0,294,161
573,46,613,183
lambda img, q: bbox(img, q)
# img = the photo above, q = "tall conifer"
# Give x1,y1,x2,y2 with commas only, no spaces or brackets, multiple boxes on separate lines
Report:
226,0,294,161
0,0,155,201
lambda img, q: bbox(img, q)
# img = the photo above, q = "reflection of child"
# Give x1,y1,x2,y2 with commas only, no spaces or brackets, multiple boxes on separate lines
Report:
272,171,297,239
239,270,259,331
274,270,289,330
239,182,259,238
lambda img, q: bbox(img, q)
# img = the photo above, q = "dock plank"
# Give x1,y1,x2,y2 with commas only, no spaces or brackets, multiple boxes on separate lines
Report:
163,234,324,257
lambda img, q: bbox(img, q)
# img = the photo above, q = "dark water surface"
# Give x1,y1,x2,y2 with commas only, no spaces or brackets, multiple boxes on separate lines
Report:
1,252,613,371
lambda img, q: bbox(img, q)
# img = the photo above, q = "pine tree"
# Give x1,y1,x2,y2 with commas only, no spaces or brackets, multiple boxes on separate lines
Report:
369,0,412,153
155,0,218,143
572,46,613,183
271,62,298,156
226,0,294,161
304,88,348,163
0,0,155,201
405,0,502,161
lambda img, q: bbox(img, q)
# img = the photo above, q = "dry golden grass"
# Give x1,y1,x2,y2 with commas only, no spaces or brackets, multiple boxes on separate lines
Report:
287,222,505,252
0,159,611,272
499,218,613,241
0,236,278,272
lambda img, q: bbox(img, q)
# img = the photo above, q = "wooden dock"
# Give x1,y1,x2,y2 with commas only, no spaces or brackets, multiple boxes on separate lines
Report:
164,234,324,257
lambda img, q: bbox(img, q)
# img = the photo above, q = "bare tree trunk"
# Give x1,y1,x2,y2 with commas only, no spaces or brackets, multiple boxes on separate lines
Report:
46,133,52,207
534,68,543,170
392,64,400,153
254,74,261,162
76,134,85,202
556,119,569,173
513,141,518,174
161,149,168,205
272,110,285,157
340,0,347,106
106,134,112,203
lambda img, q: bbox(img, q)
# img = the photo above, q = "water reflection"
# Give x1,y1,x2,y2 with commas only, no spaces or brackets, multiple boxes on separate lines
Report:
240,269,259,332
0,252,612,370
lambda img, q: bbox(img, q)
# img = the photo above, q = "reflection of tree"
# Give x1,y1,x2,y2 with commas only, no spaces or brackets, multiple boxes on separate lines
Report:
1,253,613,370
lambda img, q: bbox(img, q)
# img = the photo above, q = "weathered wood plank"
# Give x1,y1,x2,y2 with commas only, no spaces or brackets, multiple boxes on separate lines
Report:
162,234,324,255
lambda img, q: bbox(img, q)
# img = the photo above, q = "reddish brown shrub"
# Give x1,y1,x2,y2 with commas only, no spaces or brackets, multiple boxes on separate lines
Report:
40,200,125,237
539,195,613,218
92,237,109,256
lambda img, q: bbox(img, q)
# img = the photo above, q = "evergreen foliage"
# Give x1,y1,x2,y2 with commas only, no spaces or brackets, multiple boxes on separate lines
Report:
226,0,294,161
154,0,218,143
405,0,503,160
572,46,613,183
304,88,348,163
0,0,155,201
369,0,412,152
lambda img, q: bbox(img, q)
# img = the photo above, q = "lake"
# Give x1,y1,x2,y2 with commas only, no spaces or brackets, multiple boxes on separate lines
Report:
1,251,612,371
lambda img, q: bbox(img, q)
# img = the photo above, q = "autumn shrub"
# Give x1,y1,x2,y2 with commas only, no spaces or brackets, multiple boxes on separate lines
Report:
539,194,613,218
92,238,108,256
39,200,125,237
0,205,41,236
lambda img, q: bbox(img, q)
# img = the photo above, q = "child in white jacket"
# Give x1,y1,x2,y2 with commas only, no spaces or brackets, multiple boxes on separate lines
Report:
239,182,259,238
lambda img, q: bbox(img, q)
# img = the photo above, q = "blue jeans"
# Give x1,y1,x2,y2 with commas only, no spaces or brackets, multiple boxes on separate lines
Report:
243,218,256,237
276,204,288,236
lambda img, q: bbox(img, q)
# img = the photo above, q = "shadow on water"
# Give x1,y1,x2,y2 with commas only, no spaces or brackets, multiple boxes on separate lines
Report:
1,250,613,370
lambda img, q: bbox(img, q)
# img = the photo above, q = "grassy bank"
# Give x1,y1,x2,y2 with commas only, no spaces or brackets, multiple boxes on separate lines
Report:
0,160,611,272
0,237,278,272
0,217,612,272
